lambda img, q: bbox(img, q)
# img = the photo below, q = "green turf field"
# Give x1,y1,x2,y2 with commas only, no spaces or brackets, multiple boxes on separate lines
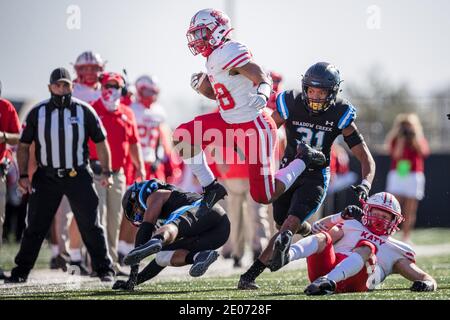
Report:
1,228,449,300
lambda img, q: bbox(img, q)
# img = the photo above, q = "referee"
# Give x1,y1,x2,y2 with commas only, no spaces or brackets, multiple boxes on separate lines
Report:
6,67,115,283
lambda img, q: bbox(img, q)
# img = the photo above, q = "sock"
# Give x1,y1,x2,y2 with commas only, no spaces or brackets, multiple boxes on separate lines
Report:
69,249,82,262
289,236,319,261
137,260,165,285
275,159,306,191
326,252,365,283
241,259,266,281
185,251,198,265
183,151,215,187
51,245,59,258
135,222,155,247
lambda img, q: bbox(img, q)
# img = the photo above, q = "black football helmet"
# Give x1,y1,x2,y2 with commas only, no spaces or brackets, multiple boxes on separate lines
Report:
301,62,341,114
122,180,161,226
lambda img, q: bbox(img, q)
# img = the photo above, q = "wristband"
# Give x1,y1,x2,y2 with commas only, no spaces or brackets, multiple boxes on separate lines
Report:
256,82,271,100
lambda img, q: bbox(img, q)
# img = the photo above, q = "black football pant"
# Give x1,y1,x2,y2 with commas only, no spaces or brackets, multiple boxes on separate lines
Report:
13,168,113,276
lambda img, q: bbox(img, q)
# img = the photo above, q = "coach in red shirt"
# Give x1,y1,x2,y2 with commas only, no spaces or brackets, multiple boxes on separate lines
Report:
0,84,21,279
89,72,145,274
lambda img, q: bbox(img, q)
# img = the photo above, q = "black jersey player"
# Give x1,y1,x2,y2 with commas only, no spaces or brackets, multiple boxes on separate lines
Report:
112,179,230,291
238,62,376,289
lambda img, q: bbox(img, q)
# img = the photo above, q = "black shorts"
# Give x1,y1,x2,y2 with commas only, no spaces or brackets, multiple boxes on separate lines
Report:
273,168,330,227
163,204,230,253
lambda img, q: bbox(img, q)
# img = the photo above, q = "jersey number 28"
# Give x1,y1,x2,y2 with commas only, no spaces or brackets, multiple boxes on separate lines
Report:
213,83,235,110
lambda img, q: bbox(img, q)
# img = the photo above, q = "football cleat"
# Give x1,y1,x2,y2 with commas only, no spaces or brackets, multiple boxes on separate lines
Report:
189,250,219,277
295,142,326,169
123,238,163,266
197,180,228,217
269,230,293,272
304,276,337,296
237,275,260,290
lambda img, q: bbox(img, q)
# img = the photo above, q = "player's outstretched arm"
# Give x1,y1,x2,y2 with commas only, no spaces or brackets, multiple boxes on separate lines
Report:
311,206,363,234
393,258,437,292
343,122,376,201
233,62,272,110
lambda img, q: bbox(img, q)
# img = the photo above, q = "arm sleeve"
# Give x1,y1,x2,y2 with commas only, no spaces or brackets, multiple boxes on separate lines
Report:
221,42,252,71
338,104,357,130
276,91,290,120
85,105,106,143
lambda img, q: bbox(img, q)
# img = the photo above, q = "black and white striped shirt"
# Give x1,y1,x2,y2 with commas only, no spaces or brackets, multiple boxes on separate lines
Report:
20,97,106,169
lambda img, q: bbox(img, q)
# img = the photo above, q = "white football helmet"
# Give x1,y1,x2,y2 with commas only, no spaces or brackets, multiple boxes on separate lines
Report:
74,51,105,69
186,8,233,57
361,192,404,236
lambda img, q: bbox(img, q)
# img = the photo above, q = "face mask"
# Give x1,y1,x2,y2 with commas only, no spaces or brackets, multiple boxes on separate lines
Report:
101,88,121,111
51,92,72,108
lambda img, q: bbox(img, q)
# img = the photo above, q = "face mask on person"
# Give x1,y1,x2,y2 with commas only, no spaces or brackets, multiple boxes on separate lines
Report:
101,88,121,111
51,92,72,108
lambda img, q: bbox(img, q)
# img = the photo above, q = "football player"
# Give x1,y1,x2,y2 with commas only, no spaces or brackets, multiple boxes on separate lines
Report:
272,192,437,295
174,9,326,216
112,179,230,291
130,75,180,182
238,62,376,289
73,51,105,103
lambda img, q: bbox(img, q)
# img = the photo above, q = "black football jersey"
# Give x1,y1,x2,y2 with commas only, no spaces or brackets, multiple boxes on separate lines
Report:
138,179,202,220
276,90,357,170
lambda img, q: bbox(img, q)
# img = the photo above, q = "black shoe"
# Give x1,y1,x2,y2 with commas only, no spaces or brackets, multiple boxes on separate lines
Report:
4,268,28,284
68,260,90,276
197,180,228,217
50,254,69,272
269,230,293,272
124,238,163,266
237,275,260,290
189,250,219,277
98,271,115,282
296,142,326,169
112,279,135,291
304,277,337,296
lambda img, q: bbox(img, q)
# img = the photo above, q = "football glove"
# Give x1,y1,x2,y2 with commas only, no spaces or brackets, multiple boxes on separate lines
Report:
410,280,436,292
351,182,371,201
341,205,364,221
190,72,207,94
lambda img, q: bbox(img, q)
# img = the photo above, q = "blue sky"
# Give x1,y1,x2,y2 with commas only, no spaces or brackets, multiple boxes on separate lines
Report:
1,0,449,125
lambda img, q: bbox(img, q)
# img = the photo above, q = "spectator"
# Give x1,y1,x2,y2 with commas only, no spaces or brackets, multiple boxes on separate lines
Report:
0,81,21,279
385,113,429,243
89,71,145,275
5,67,114,283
